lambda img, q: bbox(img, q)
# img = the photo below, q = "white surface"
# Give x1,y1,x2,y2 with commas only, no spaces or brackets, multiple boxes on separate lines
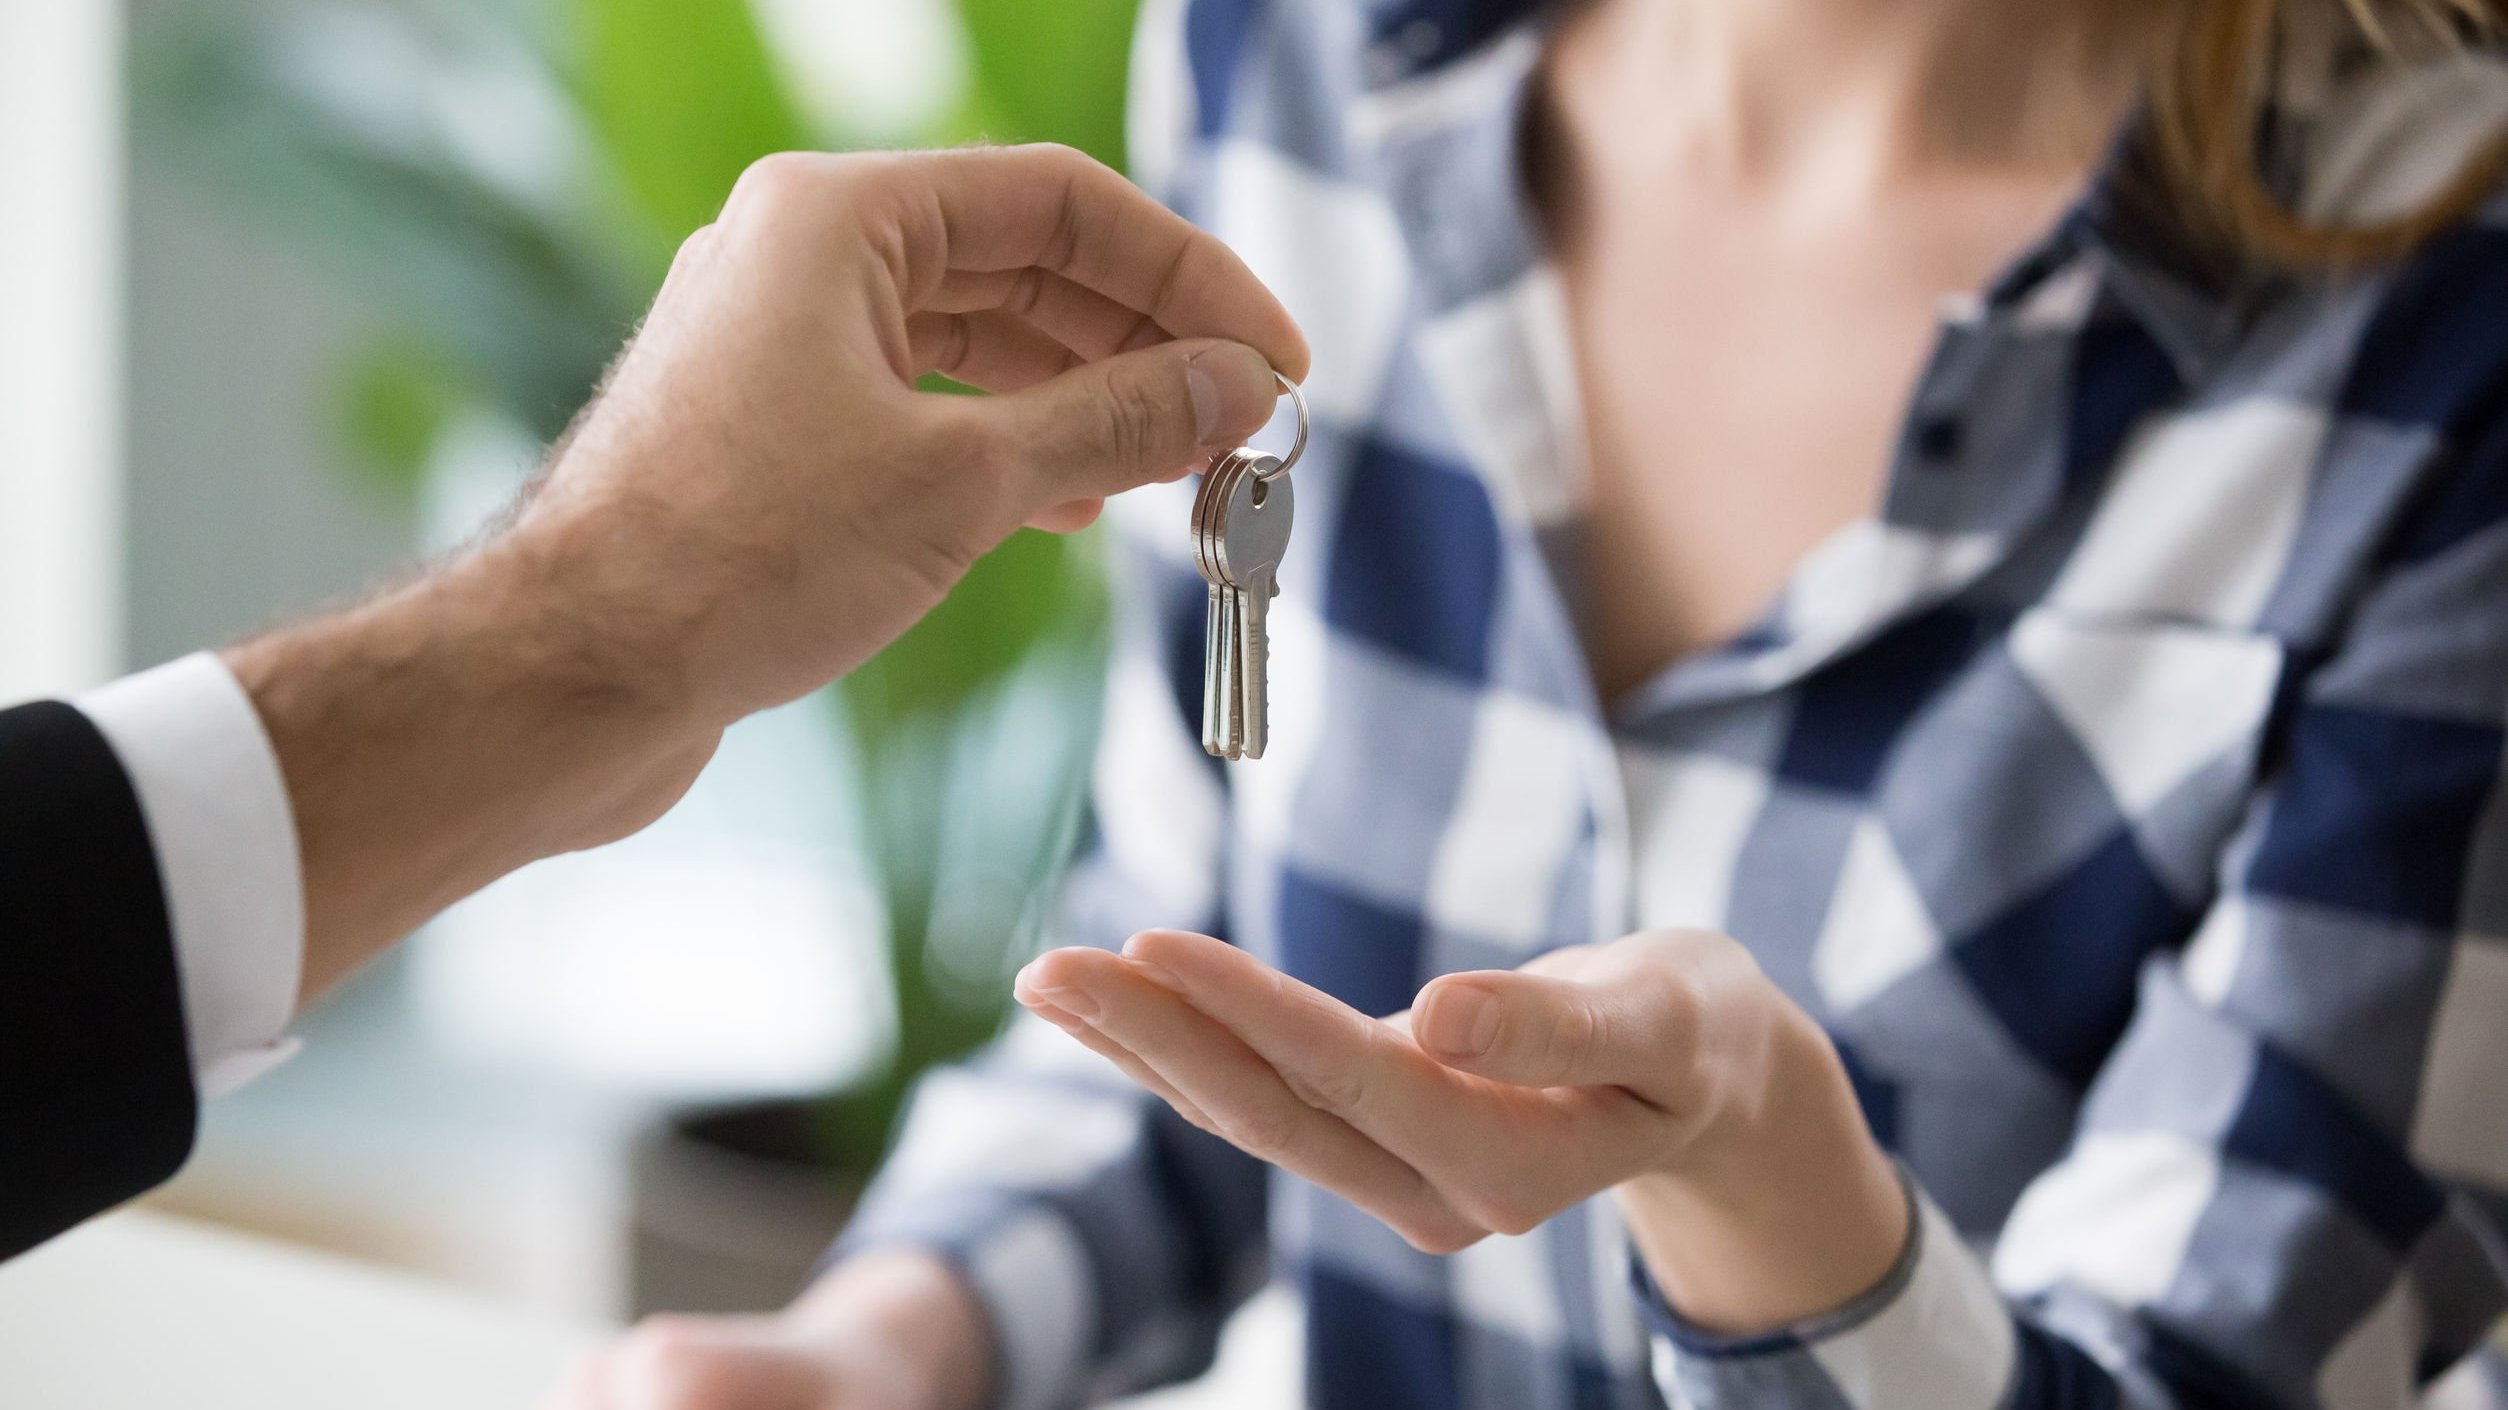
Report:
1801,1190,2015,1410
77,653,306,1098
0,1212,597,1410
0,1212,1301,1410
0,0,125,699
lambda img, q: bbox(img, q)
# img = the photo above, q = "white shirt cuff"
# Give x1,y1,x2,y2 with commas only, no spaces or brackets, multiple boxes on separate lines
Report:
74,652,305,1098
1641,1174,2018,1410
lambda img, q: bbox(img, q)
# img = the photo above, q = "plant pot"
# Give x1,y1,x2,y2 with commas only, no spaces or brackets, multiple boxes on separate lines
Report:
625,1096,865,1318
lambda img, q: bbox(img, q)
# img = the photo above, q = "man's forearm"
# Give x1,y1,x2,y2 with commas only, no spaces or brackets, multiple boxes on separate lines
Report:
221,532,714,1004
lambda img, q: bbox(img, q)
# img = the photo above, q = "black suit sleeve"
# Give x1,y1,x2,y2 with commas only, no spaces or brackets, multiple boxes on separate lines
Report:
0,701,198,1261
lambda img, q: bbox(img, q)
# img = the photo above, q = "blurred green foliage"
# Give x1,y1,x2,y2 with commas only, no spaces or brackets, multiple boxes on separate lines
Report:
572,0,813,246
134,0,1140,1168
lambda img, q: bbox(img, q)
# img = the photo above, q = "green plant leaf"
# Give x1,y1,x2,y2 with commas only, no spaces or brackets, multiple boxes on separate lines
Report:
948,0,1139,166
840,525,1099,735
132,14,642,442
337,339,470,499
567,0,815,242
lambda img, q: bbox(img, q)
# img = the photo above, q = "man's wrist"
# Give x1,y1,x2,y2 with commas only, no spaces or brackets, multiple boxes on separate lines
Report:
222,538,717,1001
226,544,695,795
488,486,728,727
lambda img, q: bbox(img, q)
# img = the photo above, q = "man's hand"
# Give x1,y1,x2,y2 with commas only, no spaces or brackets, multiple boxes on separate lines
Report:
527,142,1309,721
1011,928,1909,1337
224,144,1308,1000
542,1251,993,1410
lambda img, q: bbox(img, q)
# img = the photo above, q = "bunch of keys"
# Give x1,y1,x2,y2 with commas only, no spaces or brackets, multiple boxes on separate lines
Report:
1194,374,1305,760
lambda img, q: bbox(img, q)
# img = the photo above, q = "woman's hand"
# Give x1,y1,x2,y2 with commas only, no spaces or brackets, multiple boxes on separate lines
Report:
1014,928,1908,1336
541,1251,992,1410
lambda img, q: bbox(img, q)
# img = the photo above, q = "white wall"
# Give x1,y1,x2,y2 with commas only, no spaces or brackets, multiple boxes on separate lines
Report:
115,0,419,671
0,0,125,699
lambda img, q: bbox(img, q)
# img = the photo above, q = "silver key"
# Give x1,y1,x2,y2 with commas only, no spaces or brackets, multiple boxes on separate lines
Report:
1195,467,1224,755
1193,451,1257,758
1188,374,1308,761
1201,579,1230,756
1213,454,1292,759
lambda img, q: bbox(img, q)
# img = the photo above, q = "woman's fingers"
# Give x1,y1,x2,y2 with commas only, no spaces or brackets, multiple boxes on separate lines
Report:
1116,931,1638,1230
1414,931,1759,1116
1037,929,1781,1251
1151,931,1732,1224
1411,969,1649,1089
1014,991,1213,1129
1403,944,1618,1085
1121,931,1444,1129
1015,947,1482,1253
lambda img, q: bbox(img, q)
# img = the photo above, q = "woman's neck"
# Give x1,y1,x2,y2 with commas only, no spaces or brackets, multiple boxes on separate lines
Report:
1556,0,2159,198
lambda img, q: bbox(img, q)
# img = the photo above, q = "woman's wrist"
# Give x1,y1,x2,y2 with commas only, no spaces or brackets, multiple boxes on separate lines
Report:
1613,1002,1909,1338
784,1249,998,1410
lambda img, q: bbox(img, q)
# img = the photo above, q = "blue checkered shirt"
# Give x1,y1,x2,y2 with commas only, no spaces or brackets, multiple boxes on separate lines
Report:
837,5,2508,1408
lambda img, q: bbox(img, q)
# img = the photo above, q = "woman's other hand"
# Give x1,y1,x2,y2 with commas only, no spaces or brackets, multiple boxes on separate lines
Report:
1014,928,1908,1337
542,1251,990,1410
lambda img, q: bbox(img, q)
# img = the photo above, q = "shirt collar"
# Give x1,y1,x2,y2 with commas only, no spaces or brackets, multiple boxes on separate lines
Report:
1357,0,1546,86
1994,117,2267,386
1354,8,2264,387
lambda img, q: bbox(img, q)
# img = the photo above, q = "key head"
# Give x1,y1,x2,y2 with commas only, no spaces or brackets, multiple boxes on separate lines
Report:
1215,454,1293,586
1192,450,1258,586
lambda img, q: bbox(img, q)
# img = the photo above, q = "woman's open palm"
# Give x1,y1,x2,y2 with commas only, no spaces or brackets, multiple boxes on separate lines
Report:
1013,927,1787,1254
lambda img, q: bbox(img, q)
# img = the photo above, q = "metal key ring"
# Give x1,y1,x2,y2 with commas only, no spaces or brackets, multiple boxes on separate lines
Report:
1252,373,1307,482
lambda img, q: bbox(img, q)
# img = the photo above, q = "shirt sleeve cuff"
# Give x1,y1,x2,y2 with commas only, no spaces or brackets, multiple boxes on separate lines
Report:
1635,1167,2019,1410
73,652,305,1098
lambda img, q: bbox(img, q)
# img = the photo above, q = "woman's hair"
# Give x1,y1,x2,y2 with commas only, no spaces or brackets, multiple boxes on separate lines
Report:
2152,0,2508,266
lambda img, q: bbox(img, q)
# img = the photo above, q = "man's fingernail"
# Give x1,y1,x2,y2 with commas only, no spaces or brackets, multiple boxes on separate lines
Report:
1425,985,1500,1058
1186,342,1276,445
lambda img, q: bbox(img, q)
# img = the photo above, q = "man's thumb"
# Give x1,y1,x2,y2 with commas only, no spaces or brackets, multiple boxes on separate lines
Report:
991,339,1280,500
